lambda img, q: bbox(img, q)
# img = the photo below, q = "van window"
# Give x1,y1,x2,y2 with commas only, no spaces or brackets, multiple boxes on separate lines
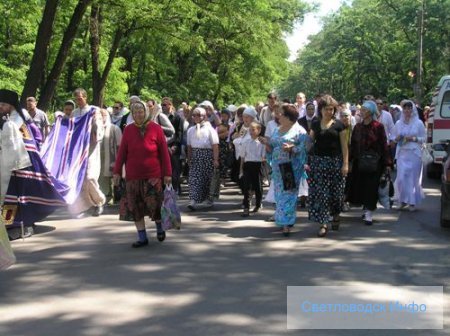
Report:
441,90,450,118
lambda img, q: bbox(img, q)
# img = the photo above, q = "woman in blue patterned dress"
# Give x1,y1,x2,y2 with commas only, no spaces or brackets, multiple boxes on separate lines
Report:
262,104,307,236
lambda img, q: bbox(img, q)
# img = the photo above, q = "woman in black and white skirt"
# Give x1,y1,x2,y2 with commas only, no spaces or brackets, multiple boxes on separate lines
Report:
186,107,219,210
308,95,349,237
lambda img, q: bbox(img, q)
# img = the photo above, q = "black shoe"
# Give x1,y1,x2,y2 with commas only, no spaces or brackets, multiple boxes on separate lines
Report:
241,208,250,217
331,223,340,231
252,206,261,213
157,231,166,242
132,239,149,248
92,206,104,217
364,220,373,226
331,216,340,230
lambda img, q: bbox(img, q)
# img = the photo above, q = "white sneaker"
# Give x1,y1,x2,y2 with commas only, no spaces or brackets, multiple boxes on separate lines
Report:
187,201,197,210
196,200,213,209
399,202,408,210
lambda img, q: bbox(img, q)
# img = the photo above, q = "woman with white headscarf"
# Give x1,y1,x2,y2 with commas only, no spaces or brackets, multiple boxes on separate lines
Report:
392,100,426,211
348,100,392,225
186,107,219,210
113,101,172,247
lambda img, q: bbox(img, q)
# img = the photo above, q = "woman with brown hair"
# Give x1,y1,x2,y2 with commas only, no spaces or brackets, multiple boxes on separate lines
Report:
308,95,349,237
113,100,172,247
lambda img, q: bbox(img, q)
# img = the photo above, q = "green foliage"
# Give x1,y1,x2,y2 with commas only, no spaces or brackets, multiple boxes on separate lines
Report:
0,1,41,93
1,0,310,109
278,0,450,105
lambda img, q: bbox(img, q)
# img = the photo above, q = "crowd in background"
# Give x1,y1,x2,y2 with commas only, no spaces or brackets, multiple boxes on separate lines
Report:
0,88,429,248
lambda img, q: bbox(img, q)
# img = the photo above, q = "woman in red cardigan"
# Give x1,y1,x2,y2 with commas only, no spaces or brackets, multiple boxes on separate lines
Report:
113,100,172,247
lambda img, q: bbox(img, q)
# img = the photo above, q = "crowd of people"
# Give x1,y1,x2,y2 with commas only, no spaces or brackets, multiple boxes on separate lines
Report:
0,87,430,268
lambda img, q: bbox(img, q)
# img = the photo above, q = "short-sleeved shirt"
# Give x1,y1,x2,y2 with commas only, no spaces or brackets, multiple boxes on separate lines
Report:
187,122,219,149
30,109,49,136
241,138,265,162
311,119,345,157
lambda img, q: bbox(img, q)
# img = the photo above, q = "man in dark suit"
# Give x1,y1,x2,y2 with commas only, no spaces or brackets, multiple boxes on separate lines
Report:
298,102,317,134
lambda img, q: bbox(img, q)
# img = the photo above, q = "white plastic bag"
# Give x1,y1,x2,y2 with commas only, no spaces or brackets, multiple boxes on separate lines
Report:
0,217,16,270
421,146,433,165
378,176,390,209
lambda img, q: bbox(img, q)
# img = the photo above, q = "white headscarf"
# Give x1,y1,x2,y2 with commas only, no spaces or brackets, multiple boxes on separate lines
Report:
399,99,419,124
130,101,150,137
193,107,208,138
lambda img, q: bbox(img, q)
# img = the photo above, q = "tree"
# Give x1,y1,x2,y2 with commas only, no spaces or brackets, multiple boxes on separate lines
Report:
38,0,93,111
20,0,59,105
279,0,450,104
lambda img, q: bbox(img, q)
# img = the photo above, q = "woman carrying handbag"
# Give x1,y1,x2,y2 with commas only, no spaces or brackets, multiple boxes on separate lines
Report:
348,100,392,225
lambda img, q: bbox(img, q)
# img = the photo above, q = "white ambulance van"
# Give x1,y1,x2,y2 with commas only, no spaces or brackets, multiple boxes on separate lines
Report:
426,75,450,178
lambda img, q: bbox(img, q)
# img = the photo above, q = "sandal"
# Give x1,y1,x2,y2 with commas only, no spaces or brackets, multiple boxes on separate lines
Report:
317,225,328,237
282,226,290,237
156,231,166,242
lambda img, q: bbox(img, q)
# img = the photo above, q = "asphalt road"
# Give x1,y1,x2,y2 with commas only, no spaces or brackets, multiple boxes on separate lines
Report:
1,176,449,336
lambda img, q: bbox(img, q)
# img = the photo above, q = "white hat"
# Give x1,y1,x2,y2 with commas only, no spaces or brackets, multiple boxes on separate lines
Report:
341,109,351,116
200,100,214,110
243,106,257,119
129,95,140,104
227,104,237,113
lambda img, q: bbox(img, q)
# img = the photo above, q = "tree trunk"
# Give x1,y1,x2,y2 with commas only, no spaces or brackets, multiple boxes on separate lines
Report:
90,4,124,107
90,4,102,106
21,0,59,106
38,0,93,111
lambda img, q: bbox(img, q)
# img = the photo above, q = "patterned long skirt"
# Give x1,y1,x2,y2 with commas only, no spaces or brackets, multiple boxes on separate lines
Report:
308,155,345,225
119,178,163,222
189,148,214,203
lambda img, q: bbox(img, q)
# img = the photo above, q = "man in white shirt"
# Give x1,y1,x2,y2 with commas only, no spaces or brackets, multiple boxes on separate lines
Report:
295,92,307,119
259,92,277,127
375,98,395,143
26,96,50,140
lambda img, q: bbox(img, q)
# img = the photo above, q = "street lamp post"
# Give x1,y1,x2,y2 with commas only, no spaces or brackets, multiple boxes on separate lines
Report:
416,0,425,103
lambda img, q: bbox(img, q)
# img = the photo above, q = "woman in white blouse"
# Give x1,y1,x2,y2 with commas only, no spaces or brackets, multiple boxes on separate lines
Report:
393,100,426,211
186,107,219,210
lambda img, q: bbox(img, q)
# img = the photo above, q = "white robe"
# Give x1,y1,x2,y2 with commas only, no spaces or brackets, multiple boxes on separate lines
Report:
393,118,426,205
68,105,106,213
0,111,32,203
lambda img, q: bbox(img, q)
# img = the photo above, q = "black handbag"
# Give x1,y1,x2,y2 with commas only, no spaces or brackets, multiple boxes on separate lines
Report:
358,151,380,173
113,178,126,203
279,161,296,191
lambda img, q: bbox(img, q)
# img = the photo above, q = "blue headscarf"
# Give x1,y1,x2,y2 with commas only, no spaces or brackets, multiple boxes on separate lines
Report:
362,100,377,116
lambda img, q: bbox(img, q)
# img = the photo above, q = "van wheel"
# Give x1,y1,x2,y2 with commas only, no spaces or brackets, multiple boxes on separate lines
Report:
426,163,440,179
440,213,450,227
